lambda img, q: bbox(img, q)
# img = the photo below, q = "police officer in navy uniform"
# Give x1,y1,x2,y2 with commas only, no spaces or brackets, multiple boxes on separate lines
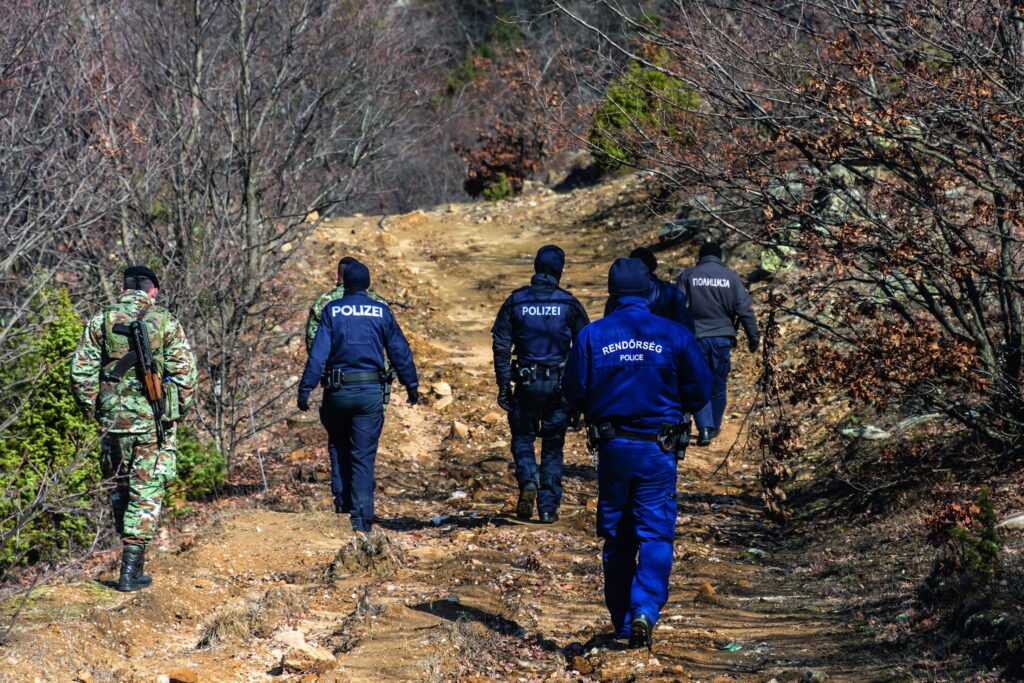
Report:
298,260,419,533
604,247,694,332
678,242,759,446
564,258,711,650
492,245,590,523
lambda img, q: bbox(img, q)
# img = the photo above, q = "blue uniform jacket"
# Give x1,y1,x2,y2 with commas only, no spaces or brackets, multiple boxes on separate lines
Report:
299,291,418,402
563,296,712,432
491,273,590,387
604,274,695,332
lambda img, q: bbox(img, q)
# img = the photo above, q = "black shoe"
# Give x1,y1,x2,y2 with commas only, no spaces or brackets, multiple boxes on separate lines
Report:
334,500,348,514
538,511,559,524
516,483,537,520
696,427,713,447
116,545,152,592
627,614,652,651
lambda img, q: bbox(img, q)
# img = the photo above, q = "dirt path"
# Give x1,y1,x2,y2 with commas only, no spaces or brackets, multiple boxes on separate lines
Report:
1,178,882,682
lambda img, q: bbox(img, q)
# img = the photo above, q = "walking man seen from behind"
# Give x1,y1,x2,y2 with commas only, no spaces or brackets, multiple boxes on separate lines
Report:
298,260,418,534
563,258,711,649
306,255,389,514
71,266,198,592
678,242,759,446
492,245,590,523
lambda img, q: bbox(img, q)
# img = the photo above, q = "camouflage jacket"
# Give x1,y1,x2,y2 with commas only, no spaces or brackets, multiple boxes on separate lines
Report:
305,285,386,353
70,290,198,433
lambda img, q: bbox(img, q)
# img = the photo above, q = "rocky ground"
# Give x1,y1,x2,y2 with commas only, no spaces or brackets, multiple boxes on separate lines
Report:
0,175,915,682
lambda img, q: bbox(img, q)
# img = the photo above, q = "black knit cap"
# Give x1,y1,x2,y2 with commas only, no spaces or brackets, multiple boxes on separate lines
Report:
699,242,723,259
534,245,565,279
342,260,371,291
608,258,651,296
629,246,658,274
123,265,159,289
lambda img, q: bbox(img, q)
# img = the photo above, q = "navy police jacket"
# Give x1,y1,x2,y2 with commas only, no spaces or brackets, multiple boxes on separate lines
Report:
491,273,590,388
563,296,711,432
604,274,695,332
299,291,418,402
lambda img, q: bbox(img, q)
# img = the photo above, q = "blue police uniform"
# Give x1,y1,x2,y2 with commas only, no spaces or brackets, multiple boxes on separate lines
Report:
564,258,711,641
604,274,695,332
492,246,590,519
299,263,418,533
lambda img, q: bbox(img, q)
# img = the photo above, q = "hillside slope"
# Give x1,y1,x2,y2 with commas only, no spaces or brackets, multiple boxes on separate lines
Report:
0,176,888,682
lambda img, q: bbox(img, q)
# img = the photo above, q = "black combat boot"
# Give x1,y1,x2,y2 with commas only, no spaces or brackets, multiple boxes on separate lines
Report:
117,544,152,592
538,511,559,524
696,427,713,447
516,482,537,521
628,613,653,651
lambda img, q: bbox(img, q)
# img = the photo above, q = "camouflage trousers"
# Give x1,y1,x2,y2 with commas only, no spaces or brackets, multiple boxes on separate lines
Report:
100,429,177,546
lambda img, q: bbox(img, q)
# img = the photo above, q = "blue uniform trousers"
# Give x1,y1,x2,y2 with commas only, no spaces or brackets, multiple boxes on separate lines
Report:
693,337,732,431
321,384,385,532
508,378,568,514
597,438,677,636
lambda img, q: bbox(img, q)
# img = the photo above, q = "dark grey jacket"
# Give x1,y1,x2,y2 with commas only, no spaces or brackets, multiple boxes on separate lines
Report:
677,256,759,345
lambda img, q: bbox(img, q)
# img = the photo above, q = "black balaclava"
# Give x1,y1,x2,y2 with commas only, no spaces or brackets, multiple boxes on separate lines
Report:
608,258,651,297
343,260,371,291
534,245,565,279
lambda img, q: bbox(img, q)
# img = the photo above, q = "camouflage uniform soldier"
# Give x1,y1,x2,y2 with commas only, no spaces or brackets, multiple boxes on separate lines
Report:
306,256,388,352
306,256,389,514
70,266,197,592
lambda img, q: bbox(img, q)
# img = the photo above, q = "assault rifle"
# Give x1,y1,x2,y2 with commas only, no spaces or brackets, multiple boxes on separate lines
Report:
112,320,166,447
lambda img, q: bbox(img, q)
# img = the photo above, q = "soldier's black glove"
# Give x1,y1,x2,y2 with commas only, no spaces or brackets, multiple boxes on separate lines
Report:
748,337,760,354
567,410,583,433
406,386,420,405
297,396,310,412
497,384,512,411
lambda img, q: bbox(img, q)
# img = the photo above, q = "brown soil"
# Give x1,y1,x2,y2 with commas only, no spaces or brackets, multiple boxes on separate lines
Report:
0,177,891,682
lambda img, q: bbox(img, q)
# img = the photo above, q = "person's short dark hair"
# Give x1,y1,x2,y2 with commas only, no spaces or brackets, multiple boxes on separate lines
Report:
123,265,159,291
337,255,358,278
629,247,658,274
699,242,723,260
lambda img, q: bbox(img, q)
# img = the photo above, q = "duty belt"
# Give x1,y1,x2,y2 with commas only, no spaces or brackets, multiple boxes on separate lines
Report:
322,368,386,390
513,360,564,386
587,420,687,457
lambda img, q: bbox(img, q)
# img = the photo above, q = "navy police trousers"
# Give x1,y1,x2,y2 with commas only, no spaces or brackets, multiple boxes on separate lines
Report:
597,438,677,636
508,378,568,514
321,384,384,533
693,337,732,432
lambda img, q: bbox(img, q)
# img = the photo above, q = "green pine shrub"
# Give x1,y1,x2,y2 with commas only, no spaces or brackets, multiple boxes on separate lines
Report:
0,288,100,572
589,58,700,173
482,173,514,201
173,427,226,501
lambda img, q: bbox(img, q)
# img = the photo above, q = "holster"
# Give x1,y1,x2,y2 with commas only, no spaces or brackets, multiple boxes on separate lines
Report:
382,370,396,405
675,414,692,462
